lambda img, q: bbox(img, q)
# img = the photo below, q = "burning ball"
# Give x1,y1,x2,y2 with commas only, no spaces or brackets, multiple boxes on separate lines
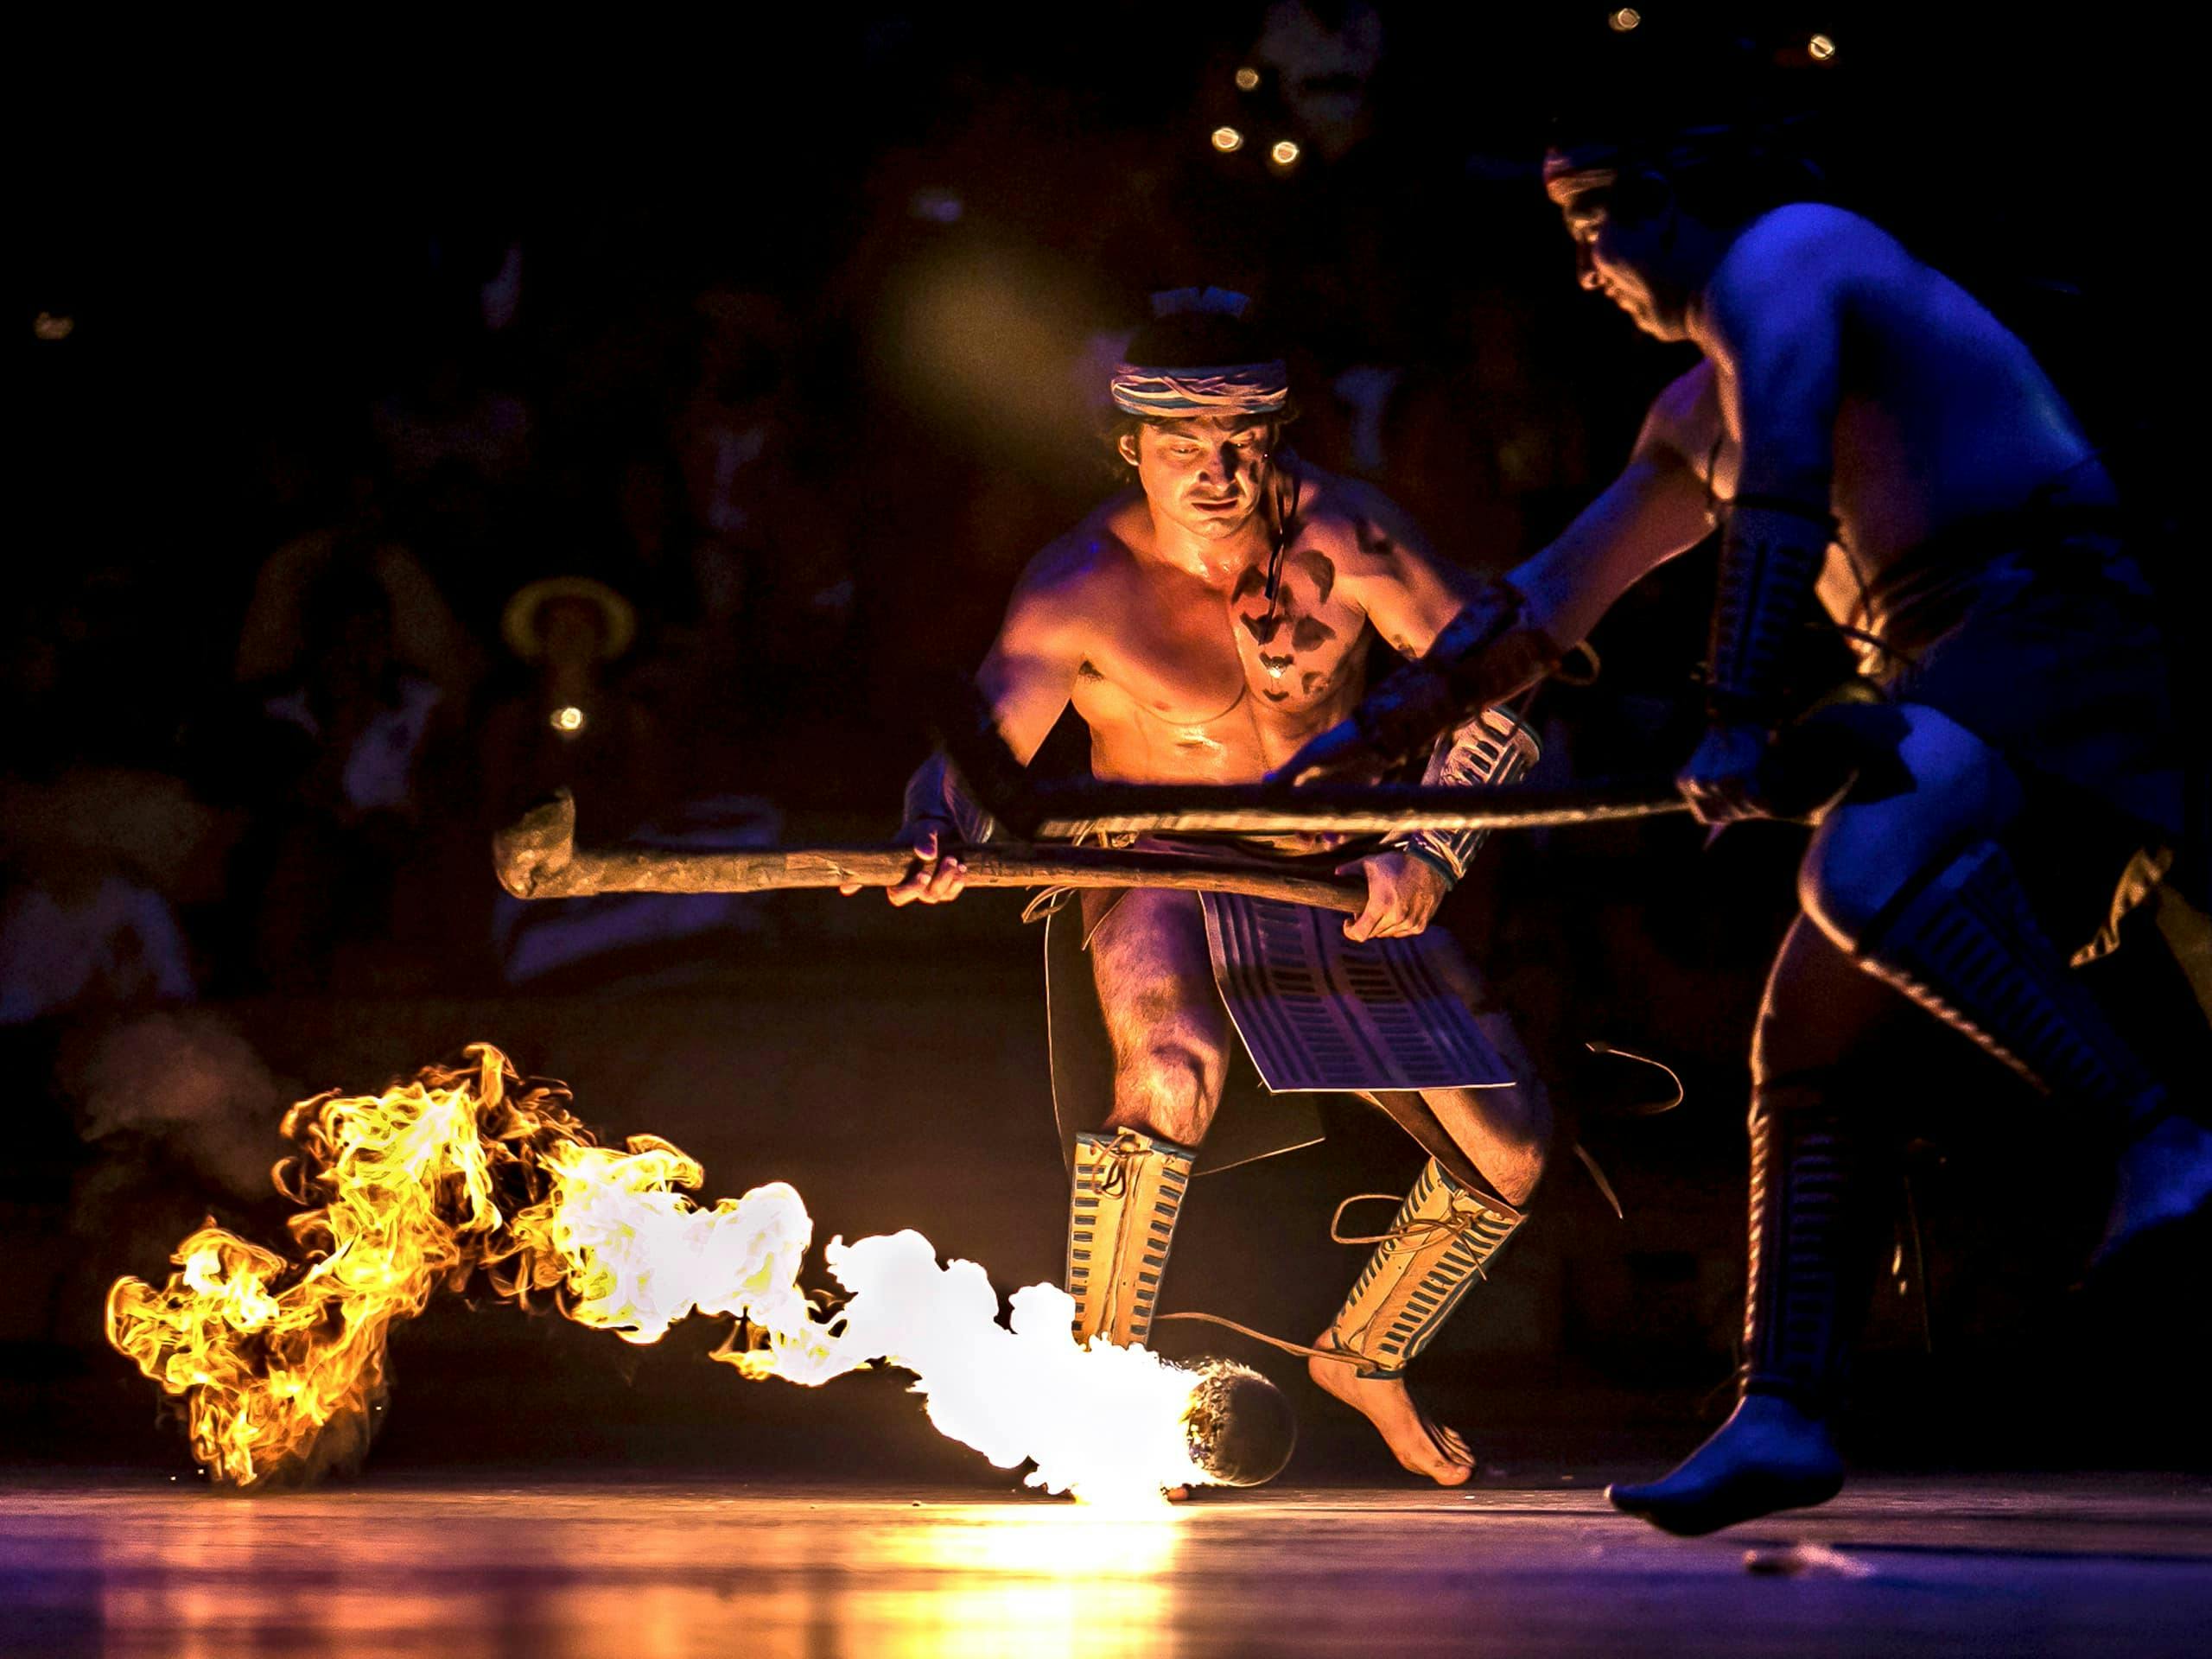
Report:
1183,1359,1297,1488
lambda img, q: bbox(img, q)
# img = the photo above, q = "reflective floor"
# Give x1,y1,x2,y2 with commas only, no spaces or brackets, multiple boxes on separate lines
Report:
4,1473,2209,1657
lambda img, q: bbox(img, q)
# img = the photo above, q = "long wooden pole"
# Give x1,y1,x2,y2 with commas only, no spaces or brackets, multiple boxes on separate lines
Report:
493,792,1365,913
1013,776,1690,839
925,688,1688,838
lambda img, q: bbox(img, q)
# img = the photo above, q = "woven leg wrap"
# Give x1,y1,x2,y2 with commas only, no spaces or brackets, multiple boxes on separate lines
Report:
1067,1128,1196,1348
1741,1082,1891,1416
1327,1157,1522,1379
1856,841,2162,1128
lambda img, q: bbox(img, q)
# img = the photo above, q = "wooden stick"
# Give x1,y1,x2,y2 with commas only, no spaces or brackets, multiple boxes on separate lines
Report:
493,791,1364,913
1015,777,1690,839
926,675,1690,839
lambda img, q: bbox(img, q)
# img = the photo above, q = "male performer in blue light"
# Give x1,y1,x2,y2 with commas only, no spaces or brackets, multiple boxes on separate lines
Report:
1286,110,2211,1533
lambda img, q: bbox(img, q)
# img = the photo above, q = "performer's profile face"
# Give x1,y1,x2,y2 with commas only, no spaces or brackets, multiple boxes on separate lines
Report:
1122,416,1274,538
1559,189,1688,341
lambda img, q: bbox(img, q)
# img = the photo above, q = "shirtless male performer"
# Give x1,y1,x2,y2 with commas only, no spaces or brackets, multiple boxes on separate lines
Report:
863,290,1552,1485
1283,111,2212,1533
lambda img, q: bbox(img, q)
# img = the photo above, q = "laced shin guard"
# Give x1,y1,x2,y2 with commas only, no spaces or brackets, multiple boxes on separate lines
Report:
1067,1128,1196,1348
1325,1158,1523,1378
1853,841,2163,1127
1609,1077,1885,1535
1741,1082,1891,1416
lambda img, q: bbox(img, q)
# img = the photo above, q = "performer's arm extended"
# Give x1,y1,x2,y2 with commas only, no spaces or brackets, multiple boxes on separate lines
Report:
1327,488,1541,942
1511,366,1728,651
1676,206,1849,823
874,552,1087,904
1277,372,1715,784
1318,488,1481,939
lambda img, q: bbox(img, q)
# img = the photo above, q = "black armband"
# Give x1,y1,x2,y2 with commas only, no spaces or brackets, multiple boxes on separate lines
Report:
1705,495,1835,721
1354,577,1557,769
900,751,1000,844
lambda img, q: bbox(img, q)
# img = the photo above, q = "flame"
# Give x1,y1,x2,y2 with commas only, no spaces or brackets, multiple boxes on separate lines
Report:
107,1045,1217,1503
725,1232,1209,1503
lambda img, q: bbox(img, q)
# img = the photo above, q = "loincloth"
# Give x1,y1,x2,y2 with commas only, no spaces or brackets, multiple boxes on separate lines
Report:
1860,507,2183,839
1045,835,1523,1176
1852,502,2202,941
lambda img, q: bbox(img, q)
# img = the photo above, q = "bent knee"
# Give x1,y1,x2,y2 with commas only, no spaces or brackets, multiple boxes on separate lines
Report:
1480,1135,1547,1211
1797,824,1908,950
1799,709,2021,950
1427,1081,1550,1207
1109,1029,1226,1146
1491,1080,1555,1166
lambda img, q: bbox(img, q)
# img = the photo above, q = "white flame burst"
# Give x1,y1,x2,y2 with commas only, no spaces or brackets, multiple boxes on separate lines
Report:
108,1046,1217,1504
758,1232,1211,1504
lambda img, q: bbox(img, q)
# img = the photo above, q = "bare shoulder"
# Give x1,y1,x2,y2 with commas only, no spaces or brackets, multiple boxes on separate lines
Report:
997,496,1139,655
1288,461,1433,573
1714,203,1911,302
1284,461,1476,647
1011,496,1136,604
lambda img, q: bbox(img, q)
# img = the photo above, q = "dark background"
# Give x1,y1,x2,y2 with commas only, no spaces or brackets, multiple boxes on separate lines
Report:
6,5,2203,1487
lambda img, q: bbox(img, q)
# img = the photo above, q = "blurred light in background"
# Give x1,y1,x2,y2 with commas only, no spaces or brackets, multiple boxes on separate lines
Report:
1808,33,1836,60
1609,8,1641,31
550,706,586,734
1234,66,1261,92
880,245,1103,470
1211,125,1245,154
906,188,965,224
35,312,74,341
1269,139,1300,168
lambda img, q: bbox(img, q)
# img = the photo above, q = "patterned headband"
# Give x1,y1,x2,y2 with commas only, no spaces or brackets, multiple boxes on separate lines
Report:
1544,122,1800,207
1109,360,1290,418
1543,145,1623,206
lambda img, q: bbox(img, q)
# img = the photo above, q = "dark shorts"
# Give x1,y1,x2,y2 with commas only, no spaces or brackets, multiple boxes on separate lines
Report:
1866,517,2182,837
1858,508,2202,928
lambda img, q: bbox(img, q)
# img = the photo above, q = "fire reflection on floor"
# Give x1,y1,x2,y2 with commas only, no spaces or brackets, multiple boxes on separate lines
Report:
4,1475,2211,1657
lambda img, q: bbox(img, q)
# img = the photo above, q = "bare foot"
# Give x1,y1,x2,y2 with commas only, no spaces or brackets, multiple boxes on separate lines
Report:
1607,1394,1843,1536
1308,1335,1474,1486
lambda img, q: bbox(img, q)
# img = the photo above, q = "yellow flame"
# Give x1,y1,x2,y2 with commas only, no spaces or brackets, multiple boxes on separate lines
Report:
107,1045,1217,1503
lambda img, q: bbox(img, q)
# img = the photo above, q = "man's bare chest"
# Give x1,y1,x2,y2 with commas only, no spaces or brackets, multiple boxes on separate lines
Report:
1076,550,1370,724
1227,544,1370,715
1700,370,1917,596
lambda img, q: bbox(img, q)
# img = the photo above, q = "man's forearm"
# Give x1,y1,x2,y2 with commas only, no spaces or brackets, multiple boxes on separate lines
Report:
1510,454,1716,650
901,751,1001,843
1704,493,1834,721
1510,543,1612,655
